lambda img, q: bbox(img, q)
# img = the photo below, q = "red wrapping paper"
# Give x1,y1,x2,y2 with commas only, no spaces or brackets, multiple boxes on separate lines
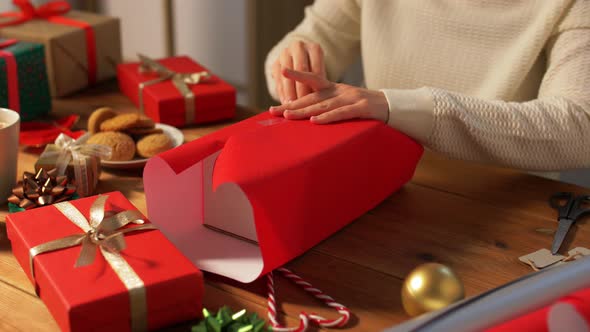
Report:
6,191,203,332
117,56,236,127
487,288,590,332
144,112,423,283
19,114,85,146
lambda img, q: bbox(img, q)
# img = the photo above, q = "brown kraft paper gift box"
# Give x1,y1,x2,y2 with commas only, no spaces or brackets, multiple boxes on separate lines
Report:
0,10,121,97
35,144,100,197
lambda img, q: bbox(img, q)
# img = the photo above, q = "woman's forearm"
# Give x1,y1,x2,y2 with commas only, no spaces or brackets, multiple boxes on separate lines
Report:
383,87,590,171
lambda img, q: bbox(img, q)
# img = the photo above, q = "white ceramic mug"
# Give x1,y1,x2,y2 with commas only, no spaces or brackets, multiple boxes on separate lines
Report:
0,108,20,204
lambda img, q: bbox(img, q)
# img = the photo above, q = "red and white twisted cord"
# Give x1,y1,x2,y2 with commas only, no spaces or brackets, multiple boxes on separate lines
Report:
267,267,351,332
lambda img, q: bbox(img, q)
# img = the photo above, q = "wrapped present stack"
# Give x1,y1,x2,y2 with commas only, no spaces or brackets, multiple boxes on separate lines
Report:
0,0,122,96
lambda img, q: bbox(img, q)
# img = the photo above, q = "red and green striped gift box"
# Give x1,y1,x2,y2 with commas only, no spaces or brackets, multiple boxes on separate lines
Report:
0,39,51,121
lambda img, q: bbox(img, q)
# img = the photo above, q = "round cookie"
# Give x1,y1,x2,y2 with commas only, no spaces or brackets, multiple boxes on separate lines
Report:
126,127,164,136
100,113,142,131
88,107,117,134
87,132,136,161
137,115,155,128
136,133,173,158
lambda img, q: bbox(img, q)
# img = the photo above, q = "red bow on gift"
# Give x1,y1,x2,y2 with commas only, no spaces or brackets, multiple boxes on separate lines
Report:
0,0,70,27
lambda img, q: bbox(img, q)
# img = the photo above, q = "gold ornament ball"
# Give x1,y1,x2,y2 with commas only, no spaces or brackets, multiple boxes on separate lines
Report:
401,263,465,317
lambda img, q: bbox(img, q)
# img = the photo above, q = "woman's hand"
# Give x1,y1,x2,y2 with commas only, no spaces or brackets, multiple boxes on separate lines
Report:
269,68,390,124
272,40,327,103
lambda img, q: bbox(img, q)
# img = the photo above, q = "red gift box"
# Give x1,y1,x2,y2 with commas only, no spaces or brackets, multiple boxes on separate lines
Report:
144,112,423,283
6,191,203,332
117,55,236,127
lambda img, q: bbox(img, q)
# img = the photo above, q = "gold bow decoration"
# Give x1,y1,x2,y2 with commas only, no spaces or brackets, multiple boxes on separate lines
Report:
28,195,157,332
137,53,211,124
41,133,112,197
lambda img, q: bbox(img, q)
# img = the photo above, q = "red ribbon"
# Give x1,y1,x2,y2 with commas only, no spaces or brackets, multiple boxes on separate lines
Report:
0,0,97,85
0,38,20,113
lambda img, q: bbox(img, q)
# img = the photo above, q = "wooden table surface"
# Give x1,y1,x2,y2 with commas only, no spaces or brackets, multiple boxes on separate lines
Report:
1,83,589,332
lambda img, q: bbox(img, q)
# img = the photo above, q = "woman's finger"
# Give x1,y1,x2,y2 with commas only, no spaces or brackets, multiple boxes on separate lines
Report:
279,50,296,103
270,88,335,115
283,96,344,120
290,41,312,98
310,103,362,124
306,42,326,77
272,61,284,103
282,68,332,91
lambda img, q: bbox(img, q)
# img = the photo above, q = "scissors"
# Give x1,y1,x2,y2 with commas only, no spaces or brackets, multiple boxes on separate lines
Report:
549,192,590,254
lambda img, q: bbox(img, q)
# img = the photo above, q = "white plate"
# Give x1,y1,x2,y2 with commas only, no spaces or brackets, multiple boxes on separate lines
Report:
101,124,184,169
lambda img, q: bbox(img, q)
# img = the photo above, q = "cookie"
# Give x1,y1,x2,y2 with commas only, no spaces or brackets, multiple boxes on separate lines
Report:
136,133,173,158
88,107,117,134
87,132,136,161
126,127,164,136
137,115,155,128
100,113,142,131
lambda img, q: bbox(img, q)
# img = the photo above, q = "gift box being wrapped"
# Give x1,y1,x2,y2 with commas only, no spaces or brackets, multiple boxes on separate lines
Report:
6,191,204,332
144,112,423,283
0,1,122,97
34,133,111,197
117,55,236,127
0,38,50,121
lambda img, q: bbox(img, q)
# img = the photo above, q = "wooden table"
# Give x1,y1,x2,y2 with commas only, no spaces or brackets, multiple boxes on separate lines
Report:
1,83,589,332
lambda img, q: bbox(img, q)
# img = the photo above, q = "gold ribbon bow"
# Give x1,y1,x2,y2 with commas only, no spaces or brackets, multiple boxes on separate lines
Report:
29,195,157,332
137,53,211,124
42,133,112,197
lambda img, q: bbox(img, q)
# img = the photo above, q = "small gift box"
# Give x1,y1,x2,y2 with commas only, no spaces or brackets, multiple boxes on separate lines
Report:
117,54,236,127
144,112,423,283
34,133,111,197
0,1,122,96
6,191,204,332
0,38,50,121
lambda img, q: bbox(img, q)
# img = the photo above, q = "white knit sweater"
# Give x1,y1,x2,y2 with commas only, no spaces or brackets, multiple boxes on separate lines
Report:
265,0,590,171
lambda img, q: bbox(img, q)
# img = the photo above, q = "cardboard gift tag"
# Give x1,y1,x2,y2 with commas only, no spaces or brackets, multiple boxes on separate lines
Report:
519,249,566,270
569,247,590,256
519,247,590,271
144,112,423,283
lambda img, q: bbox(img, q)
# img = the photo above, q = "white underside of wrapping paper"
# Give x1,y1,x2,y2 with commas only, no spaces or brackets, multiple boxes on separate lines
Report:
144,150,264,283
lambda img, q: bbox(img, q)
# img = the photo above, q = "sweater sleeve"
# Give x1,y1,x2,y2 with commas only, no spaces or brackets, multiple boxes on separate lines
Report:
264,0,361,101
383,5,590,171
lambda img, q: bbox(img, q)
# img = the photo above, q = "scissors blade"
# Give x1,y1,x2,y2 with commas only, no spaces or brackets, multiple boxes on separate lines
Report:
551,218,575,254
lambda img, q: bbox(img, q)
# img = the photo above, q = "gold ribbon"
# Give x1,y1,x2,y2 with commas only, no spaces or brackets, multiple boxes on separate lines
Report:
28,195,157,332
137,53,211,124
42,133,112,197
